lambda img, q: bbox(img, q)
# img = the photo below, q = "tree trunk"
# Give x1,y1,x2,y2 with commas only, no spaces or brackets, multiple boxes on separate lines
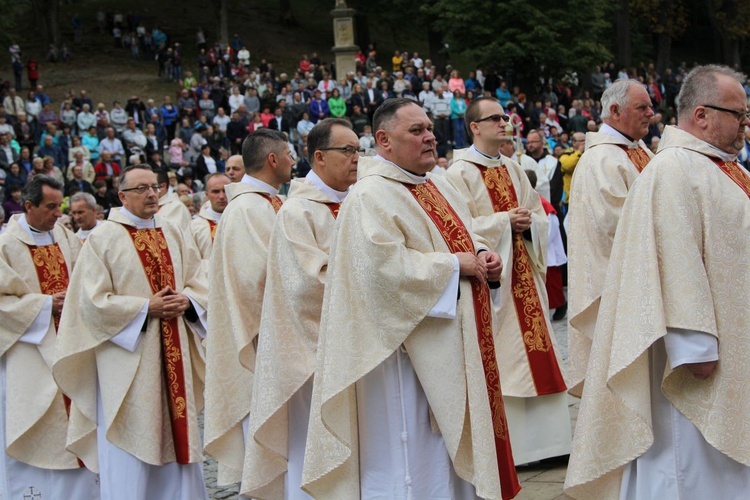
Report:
279,0,297,26
427,26,446,73
30,0,59,49
655,32,671,75
46,0,60,47
216,0,228,44
616,0,631,68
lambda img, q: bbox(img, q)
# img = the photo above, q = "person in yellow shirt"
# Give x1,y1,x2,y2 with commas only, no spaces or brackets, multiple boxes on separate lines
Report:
559,131,585,208
391,49,403,72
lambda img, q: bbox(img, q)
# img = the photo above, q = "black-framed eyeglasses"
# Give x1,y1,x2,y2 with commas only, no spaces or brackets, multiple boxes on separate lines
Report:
474,114,510,124
121,184,161,194
318,146,365,157
702,104,750,122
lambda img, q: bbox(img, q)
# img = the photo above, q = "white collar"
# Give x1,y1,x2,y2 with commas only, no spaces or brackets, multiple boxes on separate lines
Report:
18,214,54,245
206,206,222,222
373,154,428,184
469,144,502,161
119,207,156,229
306,170,349,202
241,174,279,197
599,123,636,145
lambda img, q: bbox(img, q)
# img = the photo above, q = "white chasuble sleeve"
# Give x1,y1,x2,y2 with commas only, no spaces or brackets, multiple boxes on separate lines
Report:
18,296,53,345
109,301,148,352
664,328,719,369
427,254,459,319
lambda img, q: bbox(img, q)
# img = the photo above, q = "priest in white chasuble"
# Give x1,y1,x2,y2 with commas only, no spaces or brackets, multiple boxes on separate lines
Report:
156,169,192,231
53,165,210,500
189,172,229,264
204,128,295,485
566,79,654,397
565,65,750,499
241,119,359,499
447,97,570,466
302,99,521,500
0,176,98,499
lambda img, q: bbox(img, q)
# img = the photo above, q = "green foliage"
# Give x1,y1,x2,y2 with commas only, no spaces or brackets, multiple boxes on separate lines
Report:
422,0,614,79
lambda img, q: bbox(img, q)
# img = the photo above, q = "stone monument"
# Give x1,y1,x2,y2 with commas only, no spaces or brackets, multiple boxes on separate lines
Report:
331,1,358,78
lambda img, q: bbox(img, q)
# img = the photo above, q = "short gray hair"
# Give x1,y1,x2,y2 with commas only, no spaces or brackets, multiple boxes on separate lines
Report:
70,192,97,209
677,64,747,121
601,79,647,119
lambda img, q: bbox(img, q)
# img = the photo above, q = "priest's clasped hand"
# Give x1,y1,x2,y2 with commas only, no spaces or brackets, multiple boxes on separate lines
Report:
52,291,66,316
457,252,489,283
148,286,191,319
509,207,532,233
478,251,502,282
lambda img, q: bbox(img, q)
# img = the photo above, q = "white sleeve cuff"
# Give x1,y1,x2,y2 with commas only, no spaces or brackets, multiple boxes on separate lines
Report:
427,255,459,319
19,296,53,345
664,327,719,369
110,301,149,352
186,295,207,339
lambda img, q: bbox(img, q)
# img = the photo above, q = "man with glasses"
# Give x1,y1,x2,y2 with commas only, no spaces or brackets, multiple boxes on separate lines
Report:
302,98,520,499
55,165,209,499
566,79,655,398
241,119,359,498
204,128,294,486
565,65,750,498
448,96,571,467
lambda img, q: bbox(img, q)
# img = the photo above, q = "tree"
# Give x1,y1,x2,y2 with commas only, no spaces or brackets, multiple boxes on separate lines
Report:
213,0,229,44
631,0,688,74
705,0,750,68
422,0,613,83
30,0,60,50
616,0,632,68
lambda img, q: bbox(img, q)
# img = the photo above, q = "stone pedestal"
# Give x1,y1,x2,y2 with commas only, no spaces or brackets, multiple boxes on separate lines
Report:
330,3,358,78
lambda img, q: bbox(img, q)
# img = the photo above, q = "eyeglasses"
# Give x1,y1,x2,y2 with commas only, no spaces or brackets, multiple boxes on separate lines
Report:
318,146,365,157
474,114,510,124
121,184,161,194
702,104,750,122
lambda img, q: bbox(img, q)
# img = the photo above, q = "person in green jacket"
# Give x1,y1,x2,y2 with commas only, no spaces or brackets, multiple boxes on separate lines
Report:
328,88,347,118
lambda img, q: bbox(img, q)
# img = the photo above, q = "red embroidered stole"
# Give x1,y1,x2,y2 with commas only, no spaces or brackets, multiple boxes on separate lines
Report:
472,162,567,395
123,225,191,464
207,219,217,242
710,157,750,197
258,193,284,212
616,144,651,173
27,242,84,468
323,202,341,219
404,180,520,500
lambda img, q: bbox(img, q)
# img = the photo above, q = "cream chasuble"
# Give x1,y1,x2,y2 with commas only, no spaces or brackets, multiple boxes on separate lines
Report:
241,175,345,499
565,126,750,499
158,192,192,231
204,176,283,485
567,126,653,397
53,209,209,474
189,204,220,262
302,157,519,500
447,147,570,465
0,216,99,499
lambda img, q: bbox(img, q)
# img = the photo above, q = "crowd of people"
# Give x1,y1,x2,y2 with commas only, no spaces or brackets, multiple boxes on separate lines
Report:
1,11,750,498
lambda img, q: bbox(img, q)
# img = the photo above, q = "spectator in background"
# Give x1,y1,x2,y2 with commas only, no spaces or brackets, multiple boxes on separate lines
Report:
450,90,468,149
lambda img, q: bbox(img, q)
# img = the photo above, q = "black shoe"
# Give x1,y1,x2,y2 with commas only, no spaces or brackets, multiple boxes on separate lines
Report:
552,301,567,321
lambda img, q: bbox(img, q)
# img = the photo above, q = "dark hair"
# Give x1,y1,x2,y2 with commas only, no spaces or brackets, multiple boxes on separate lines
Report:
372,97,420,134
119,165,157,190
241,128,288,173
307,118,352,160
524,169,538,189
465,97,500,140
22,175,62,207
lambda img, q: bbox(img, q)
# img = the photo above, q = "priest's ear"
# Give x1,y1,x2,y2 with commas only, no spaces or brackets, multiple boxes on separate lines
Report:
609,103,620,118
374,128,390,150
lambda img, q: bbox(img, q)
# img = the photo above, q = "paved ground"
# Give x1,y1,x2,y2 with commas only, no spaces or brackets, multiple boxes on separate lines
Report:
203,307,575,499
